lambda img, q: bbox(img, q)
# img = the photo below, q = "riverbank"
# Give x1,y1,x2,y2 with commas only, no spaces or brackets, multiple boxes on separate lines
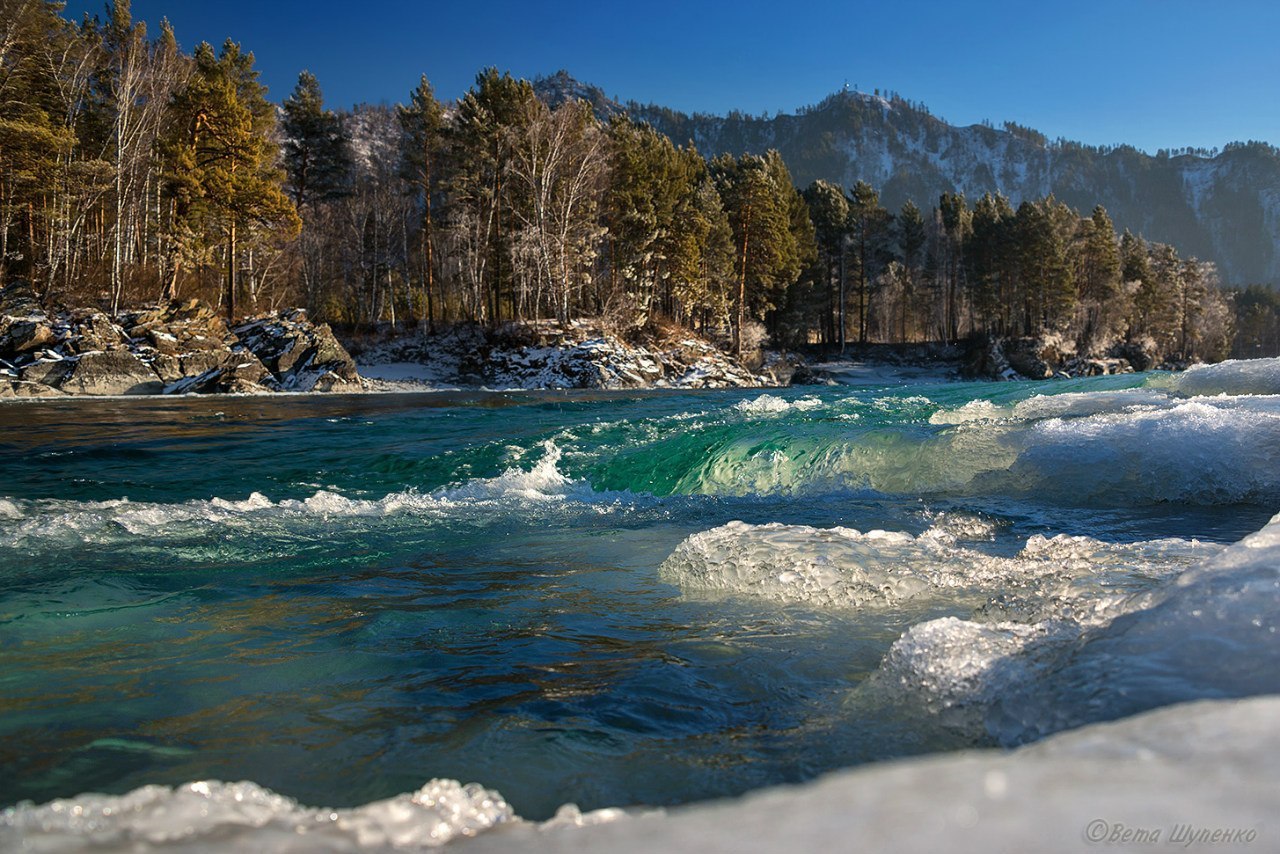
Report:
0,283,361,399
0,280,1232,399
349,319,821,392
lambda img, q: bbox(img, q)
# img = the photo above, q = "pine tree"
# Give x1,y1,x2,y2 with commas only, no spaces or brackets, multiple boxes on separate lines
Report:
668,172,735,332
967,192,1015,334
604,117,690,325
845,181,892,343
937,191,970,341
711,152,799,356
896,199,927,341
446,68,537,324
397,75,445,328
1071,204,1121,350
281,71,351,208
0,0,78,287
161,40,299,316
802,180,849,346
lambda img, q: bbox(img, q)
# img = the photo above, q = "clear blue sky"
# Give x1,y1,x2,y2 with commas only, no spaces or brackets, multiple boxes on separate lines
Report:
65,0,1280,153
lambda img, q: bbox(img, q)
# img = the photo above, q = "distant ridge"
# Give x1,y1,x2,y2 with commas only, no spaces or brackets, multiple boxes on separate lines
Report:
532,73,1280,285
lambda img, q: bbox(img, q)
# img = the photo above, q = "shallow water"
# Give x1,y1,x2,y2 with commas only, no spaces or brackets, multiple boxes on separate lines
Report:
1,363,1278,824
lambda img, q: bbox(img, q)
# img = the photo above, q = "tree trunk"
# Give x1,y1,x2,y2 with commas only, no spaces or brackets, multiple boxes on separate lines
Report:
735,204,751,358
226,220,237,321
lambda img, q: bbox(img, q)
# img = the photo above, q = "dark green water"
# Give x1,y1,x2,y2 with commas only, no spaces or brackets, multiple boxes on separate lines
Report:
0,374,1275,819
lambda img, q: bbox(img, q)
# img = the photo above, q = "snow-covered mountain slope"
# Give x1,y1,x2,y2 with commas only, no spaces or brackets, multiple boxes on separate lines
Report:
635,90,1280,284
532,76,1280,285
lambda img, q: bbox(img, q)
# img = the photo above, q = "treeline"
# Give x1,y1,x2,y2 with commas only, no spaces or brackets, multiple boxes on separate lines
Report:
0,0,1254,364
804,184,1235,362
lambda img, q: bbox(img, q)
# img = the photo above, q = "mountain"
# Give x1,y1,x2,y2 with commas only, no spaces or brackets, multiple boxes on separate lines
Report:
532,70,626,120
532,75,1279,285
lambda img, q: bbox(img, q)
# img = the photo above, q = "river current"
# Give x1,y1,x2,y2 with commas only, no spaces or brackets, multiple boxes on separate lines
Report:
1,361,1278,845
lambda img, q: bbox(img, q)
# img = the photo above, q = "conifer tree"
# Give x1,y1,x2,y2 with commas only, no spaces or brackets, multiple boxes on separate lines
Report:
896,199,927,341
1072,204,1121,349
397,75,445,328
281,71,351,208
967,192,1015,333
446,68,536,324
937,191,970,341
711,151,800,356
845,181,892,343
802,180,849,346
161,40,299,316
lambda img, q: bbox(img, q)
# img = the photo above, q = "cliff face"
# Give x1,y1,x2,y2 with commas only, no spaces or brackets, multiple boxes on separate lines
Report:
594,87,1280,285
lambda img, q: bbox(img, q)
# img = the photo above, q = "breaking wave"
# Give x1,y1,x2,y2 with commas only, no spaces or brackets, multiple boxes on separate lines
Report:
675,392,1280,505
0,442,638,549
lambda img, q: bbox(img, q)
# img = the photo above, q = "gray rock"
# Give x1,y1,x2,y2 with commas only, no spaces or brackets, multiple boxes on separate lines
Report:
60,351,163,395
163,351,277,395
66,309,126,354
232,314,360,391
18,359,73,387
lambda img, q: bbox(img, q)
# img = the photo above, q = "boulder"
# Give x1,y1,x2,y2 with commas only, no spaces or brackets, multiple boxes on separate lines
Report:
163,351,276,395
0,281,57,358
66,309,126,354
60,351,163,395
232,314,360,391
1004,338,1055,380
0,379,67,399
18,359,73,388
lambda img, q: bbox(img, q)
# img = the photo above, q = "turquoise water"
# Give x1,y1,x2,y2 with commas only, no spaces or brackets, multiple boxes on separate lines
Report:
1,371,1276,820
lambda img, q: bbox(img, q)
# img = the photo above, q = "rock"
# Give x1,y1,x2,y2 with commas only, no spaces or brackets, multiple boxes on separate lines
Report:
60,351,163,395
1004,338,1055,380
963,336,1013,380
163,351,276,395
0,318,56,356
149,352,186,383
18,359,73,387
1110,339,1158,373
0,281,57,358
0,379,67,399
758,351,820,386
232,314,360,391
66,309,126,354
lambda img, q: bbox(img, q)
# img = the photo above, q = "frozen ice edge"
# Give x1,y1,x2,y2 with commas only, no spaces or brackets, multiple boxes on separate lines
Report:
5,696,1273,853
461,696,1277,854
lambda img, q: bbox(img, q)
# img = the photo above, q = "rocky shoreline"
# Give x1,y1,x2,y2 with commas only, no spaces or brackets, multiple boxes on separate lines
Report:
1,280,1212,400
351,320,822,392
0,282,361,399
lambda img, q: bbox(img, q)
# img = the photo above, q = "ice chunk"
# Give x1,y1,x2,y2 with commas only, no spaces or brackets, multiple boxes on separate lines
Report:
1167,356,1280,397
659,521,1209,610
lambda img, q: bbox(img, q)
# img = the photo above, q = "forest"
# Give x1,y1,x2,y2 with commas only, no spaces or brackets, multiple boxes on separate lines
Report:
2,0,1274,364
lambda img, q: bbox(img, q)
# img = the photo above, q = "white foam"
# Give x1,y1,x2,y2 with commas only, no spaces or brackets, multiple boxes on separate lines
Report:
0,778,515,851
732,394,823,415
0,443,628,547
